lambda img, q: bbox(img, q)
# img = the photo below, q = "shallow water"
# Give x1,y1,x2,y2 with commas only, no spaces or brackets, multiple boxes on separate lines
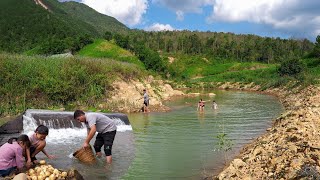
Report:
25,90,283,180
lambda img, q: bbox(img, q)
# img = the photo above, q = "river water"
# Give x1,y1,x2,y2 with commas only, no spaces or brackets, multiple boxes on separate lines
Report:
23,90,283,180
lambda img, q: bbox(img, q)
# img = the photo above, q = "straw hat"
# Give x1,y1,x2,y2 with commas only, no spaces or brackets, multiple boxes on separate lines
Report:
73,146,96,164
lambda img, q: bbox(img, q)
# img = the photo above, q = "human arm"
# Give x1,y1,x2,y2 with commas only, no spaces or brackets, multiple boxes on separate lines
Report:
15,148,25,170
86,127,90,135
26,148,32,165
83,125,97,148
42,148,55,159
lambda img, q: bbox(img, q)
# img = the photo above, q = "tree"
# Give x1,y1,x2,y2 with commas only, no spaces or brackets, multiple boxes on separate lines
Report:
114,34,129,49
104,31,113,41
278,58,305,77
313,35,320,58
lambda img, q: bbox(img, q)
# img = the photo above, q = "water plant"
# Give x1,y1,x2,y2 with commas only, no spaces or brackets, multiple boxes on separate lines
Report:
215,132,233,165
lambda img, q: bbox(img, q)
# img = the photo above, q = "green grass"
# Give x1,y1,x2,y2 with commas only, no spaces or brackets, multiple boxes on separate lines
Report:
0,53,146,117
167,54,320,88
78,39,145,68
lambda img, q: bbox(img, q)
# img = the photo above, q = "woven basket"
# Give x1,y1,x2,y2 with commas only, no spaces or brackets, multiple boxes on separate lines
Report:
73,146,96,164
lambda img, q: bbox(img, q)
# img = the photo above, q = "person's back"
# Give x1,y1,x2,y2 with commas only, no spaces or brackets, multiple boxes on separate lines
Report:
0,142,24,170
0,135,30,177
85,113,117,133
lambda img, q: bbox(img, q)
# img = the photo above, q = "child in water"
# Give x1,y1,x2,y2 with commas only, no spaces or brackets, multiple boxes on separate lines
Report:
26,125,55,164
0,134,31,177
212,100,218,110
197,99,205,111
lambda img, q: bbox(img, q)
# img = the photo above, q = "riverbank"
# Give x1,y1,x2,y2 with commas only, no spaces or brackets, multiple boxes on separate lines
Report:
215,84,320,179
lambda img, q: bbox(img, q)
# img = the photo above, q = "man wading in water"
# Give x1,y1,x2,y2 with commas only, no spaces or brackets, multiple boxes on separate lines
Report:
74,110,117,164
143,89,150,113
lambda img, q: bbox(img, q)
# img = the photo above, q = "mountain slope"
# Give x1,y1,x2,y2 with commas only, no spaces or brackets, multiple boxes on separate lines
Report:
0,0,128,53
53,0,128,34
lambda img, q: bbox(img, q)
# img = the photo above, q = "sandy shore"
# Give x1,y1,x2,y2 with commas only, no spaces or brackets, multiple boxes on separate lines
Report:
215,85,320,179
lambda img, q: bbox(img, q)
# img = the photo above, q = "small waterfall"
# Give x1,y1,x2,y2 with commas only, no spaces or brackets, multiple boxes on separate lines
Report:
112,117,133,132
22,109,132,137
23,109,82,132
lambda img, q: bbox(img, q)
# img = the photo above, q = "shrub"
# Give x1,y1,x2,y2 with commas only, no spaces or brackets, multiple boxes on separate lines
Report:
278,58,305,77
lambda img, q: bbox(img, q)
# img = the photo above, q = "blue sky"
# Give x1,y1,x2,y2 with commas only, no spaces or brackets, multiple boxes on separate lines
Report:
61,0,320,41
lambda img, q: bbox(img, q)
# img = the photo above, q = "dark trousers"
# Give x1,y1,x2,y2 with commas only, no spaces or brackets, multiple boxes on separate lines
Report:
94,130,116,156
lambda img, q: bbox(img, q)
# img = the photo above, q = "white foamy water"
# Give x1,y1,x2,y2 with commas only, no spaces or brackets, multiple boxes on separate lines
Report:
22,111,132,144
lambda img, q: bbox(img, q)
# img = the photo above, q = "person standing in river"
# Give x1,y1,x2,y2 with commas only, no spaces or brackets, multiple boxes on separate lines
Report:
143,89,150,113
74,110,117,164
197,99,205,111
212,100,218,110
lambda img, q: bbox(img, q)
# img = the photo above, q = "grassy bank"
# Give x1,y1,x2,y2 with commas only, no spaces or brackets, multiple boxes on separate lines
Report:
166,54,319,89
0,53,146,117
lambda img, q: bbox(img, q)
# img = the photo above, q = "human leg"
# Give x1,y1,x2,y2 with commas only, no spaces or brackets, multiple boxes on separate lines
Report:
94,133,104,157
0,167,16,177
102,130,117,163
31,141,46,160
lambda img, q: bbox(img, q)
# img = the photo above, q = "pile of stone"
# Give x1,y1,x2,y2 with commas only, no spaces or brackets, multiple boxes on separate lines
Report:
216,85,320,179
4,160,83,180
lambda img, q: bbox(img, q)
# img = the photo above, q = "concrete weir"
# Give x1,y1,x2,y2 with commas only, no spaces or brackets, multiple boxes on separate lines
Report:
0,109,130,145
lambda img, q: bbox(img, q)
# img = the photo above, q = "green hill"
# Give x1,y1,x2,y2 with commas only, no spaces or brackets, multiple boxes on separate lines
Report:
0,0,128,54
54,0,128,34
78,39,144,68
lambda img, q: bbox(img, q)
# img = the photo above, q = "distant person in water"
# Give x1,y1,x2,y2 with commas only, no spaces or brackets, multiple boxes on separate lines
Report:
143,89,150,113
26,125,55,165
74,110,117,164
212,100,218,110
0,135,30,177
197,99,205,111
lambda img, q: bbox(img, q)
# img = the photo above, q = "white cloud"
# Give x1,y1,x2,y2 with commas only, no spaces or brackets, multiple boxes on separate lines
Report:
207,0,320,39
176,11,184,21
152,0,214,20
80,0,148,26
145,23,175,31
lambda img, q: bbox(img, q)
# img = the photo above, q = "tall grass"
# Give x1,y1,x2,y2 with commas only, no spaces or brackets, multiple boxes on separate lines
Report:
78,39,145,68
0,53,146,117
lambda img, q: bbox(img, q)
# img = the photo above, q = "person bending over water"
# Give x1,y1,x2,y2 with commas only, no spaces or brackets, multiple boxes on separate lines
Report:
0,135,30,177
74,110,117,164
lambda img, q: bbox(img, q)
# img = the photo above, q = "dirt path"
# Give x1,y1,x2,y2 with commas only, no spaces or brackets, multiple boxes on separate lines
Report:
34,0,50,11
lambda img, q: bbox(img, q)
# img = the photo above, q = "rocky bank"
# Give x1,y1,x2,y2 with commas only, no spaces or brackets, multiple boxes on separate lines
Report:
105,76,184,113
215,84,320,179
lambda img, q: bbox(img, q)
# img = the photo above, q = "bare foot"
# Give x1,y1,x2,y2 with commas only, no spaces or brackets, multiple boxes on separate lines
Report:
96,152,102,158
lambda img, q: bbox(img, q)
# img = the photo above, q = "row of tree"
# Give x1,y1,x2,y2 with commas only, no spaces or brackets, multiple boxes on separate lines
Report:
118,30,316,63
107,30,320,80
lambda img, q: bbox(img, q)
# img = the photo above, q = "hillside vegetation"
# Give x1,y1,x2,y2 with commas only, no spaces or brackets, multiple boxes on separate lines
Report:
0,53,146,116
107,31,320,89
78,39,144,68
0,0,127,54
125,30,314,64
